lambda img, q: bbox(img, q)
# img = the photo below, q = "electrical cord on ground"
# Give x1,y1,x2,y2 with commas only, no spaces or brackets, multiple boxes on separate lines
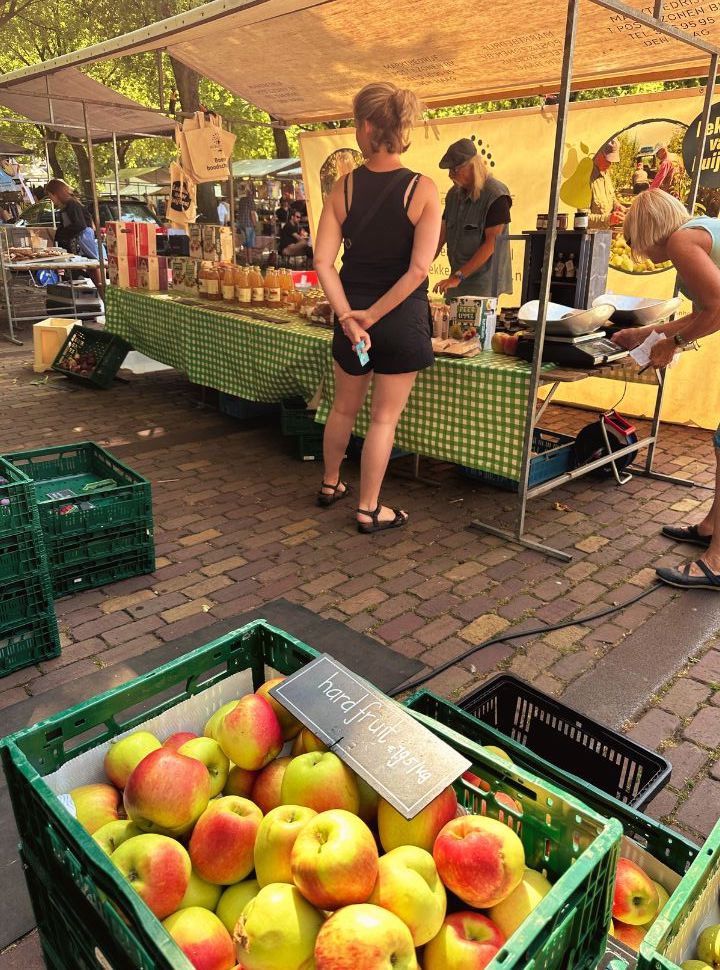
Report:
388,581,663,698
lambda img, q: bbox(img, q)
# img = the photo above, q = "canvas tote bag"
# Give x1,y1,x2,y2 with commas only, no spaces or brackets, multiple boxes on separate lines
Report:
180,111,236,183
167,159,197,227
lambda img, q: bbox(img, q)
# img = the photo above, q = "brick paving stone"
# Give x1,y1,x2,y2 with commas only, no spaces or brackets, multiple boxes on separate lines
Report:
444,561,487,582
459,613,509,645
676,777,720,838
39,638,106,671
334,574,381,598
99,589,156,614
564,562,598,582
374,613,426,643
98,635,164,668
644,787,680,824
178,528,221,547
344,612,379,634
574,535,610,553
415,616,464,647
28,659,102,695
200,555,248,577
0,686,30,711
127,591,187,618
660,680,713,719
372,594,419,622
381,571,427,595
416,593,462,619
663,741,708,791
496,595,543,622
156,611,218,642
688,649,720,684
182,575,233,599
374,558,418,580
299,570,350,595
338,588,388,615
388,637,426,659
551,647,597,682
627,709,681,749
161,598,214,623
101,615,166,647
683,706,720,748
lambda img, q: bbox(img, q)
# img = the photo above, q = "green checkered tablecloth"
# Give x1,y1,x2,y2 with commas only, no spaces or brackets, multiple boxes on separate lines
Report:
106,286,548,480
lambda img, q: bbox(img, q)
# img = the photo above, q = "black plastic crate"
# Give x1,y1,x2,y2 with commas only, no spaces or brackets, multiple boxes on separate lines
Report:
460,428,575,492
52,325,131,389
281,396,320,436
294,433,324,461
219,392,279,421
0,611,61,677
458,674,670,808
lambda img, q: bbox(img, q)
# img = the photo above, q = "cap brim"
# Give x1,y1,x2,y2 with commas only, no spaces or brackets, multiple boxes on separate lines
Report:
605,150,620,163
438,152,453,169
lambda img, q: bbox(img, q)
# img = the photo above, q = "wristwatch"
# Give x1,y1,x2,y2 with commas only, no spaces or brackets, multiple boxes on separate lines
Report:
673,333,689,347
454,271,465,283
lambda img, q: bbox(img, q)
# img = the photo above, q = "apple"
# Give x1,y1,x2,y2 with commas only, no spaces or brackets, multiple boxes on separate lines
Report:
680,963,713,970
433,814,525,908
250,756,292,814
69,783,121,834
163,906,235,970
104,731,161,788
205,700,241,740
368,845,446,946
253,804,317,886
504,334,520,356
356,776,379,826
291,727,328,755
291,808,378,909
178,869,224,911
256,677,302,740
491,333,506,354
178,737,230,798
164,731,199,751
314,903,418,970
612,858,659,926
281,752,360,814
216,879,261,935
642,881,670,927
224,765,258,798
483,745,513,763
189,796,263,885
110,833,191,920
216,695,283,771
124,747,211,838
488,868,552,937
697,924,720,965
378,785,457,853
235,882,324,970
424,912,505,970
93,819,143,854
494,791,523,815
612,921,649,951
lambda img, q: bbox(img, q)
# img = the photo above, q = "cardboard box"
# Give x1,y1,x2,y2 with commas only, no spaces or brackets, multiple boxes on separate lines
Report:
137,256,168,291
105,222,137,260
201,225,233,262
134,222,157,257
188,225,203,260
170,257,200,294
449,297,497,350
108,254,136,288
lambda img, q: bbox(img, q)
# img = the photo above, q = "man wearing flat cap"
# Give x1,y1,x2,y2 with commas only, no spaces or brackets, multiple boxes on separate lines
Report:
433,138,512,298
589,137,626,229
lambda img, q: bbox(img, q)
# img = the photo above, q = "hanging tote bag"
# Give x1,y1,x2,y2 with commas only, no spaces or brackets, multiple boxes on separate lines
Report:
180,112,236,183
167,159,197,227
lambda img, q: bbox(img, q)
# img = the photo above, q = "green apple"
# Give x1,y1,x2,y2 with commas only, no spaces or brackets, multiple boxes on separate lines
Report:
680,962,713,969
488,867,552,937
236,883,324,970
93,819,143,855
280,751,359,814
178,736,230,798
177,868,223,911
698,924,720,966
254,804,317,886
104,731,161,789
216,879,260,935
368,845,446,946
378,785,457,853
357,776,379,826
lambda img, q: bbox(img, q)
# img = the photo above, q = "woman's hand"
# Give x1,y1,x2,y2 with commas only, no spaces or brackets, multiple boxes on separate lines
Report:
339,311,373,352
433,274,460,295
613,326,651,350
649,337,677,369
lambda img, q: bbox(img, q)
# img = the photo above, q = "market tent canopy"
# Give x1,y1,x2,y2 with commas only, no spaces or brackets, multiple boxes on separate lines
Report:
0,67,174,140
0,0,717,123
116,166,171,185
0,139,30,156
232,158,300,178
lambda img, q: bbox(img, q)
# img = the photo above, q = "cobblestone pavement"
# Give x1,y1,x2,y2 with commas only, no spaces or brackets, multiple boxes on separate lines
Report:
0,336,718,879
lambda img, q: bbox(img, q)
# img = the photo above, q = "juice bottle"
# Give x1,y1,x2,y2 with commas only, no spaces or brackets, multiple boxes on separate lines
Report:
221,264,235,302
206,263,220,300
251,265,265,305
279,269,292,306
235,265,251,305
198,261,209,298
265,267,281,306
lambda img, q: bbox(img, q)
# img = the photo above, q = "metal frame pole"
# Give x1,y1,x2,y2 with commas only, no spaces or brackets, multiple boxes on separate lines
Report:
83,102,106,295
227,120,236,263
112,132,122,219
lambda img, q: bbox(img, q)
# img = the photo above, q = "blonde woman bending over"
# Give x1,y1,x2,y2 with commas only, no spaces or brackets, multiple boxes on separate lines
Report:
314,82,441,534
614,189,720,590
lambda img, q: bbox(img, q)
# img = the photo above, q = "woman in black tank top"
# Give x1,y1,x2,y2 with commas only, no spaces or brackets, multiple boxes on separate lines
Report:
313,82,441,534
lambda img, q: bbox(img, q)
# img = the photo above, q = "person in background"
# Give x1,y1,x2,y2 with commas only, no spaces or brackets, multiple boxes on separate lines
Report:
632,156,649,194
236,188,258,249
433,138,512,298
279,210,312,258
589,138,626,229
217,195,230,225
613,189,720,590
44,178,102,288
650,143,684,196
275,197,290,227
314,81,440,533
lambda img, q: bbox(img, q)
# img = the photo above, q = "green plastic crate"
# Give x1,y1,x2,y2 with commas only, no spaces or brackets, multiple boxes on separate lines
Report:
281,396,320,436
294,432,324,461
50,542,156,599
0,611,60,677
0,456,38,539
52,324,131,389
639,817,720,970
47,521,154,570
0,573,54,632
1,619,622,970
0,528,48,585
3,441,152,541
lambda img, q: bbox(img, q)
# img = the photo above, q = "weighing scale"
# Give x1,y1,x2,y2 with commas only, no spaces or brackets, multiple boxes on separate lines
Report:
517,330,628,368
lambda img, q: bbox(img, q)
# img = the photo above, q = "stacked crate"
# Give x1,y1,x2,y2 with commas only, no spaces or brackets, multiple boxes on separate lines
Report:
3,442,155,598
0,457,60,676
280,397,324,460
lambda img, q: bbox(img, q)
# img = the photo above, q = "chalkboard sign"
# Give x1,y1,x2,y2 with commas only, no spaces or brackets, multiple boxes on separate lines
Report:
269,654,471,819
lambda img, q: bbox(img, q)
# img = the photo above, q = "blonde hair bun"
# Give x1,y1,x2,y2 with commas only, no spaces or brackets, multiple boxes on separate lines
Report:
353,82,422,155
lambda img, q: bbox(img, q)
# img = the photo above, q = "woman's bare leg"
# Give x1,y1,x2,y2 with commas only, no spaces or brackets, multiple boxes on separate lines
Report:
321,362,372,495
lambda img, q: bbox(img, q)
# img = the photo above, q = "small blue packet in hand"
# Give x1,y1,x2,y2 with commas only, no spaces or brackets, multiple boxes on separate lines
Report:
355,341,370,367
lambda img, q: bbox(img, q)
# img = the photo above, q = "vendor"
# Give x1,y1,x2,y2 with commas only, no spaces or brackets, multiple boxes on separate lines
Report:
649,143,684,197
632,156,649,194
280,210,312,258
589,138,625,229
44,178,102,288
432,138,512,299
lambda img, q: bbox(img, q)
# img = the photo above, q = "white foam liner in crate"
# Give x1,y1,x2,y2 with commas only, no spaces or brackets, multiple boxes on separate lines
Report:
663,850,720,966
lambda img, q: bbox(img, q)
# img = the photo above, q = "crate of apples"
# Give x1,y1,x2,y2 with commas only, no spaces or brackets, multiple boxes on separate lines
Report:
610,857,670,953
64,679,556,970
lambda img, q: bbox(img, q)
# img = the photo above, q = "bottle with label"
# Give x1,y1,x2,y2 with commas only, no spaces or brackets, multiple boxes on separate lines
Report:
280,269,293,306
206,263,221,300
234,265,251,305
198,261,210,297
565,254,576,279
250,266,265,305
265,267,281,306
221,264,236,302
553,252,565,278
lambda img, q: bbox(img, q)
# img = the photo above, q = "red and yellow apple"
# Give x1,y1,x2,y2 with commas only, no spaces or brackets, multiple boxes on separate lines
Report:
216,879,260,935
110,833,191,920
178,869,223,911
93,819,143,854
291,808,378,910
253,804,317,886
189,796,263,885
612,858,659,926
224,765,258,798
216,695,283,771
612,920,649,951
256,677,302,740
281,751,360,814
104,731,161,789
235,882,324,970
377,785,457,853
69,783,122,835
314,903,418,970
163,906,235,970
642,881,669,927
205,700,241,741
488,868,552,937
291,727,328,755
433,814,525,908
163,731,199,751
123,747,211,838
368,845,446,946
178,736,230,798
424,912,505,970
250,756,292,814
356,776,379,826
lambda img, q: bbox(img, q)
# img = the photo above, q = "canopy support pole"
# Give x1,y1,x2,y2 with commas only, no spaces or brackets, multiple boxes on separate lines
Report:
112,132,122,219
227,119,236,263
83,101,106,295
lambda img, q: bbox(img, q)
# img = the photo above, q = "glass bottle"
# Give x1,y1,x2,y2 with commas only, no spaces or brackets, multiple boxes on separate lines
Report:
265,267,281,306
235,265,251,305
221,264,236,302
206,263,220,300
250,266,265,305
553,252,565,278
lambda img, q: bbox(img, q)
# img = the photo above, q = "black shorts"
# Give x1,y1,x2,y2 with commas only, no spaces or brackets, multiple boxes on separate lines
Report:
332,290,434,376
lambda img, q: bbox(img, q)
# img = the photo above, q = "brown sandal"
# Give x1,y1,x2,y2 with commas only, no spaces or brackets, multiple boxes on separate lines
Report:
356,504,408,534
317,481,352,508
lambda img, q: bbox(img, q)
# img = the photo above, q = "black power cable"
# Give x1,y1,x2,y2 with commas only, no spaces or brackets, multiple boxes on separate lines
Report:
388,581,664,698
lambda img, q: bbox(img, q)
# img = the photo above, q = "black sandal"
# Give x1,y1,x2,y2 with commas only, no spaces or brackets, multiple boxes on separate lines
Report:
317,481,352,508
656,559,720,590
356,505,408,534
661,524,712,548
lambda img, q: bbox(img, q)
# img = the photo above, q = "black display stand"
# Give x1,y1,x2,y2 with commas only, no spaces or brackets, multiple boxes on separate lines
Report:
521,229,611,310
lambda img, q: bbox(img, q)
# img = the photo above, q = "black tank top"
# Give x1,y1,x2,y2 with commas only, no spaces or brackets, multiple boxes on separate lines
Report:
339,166,426,298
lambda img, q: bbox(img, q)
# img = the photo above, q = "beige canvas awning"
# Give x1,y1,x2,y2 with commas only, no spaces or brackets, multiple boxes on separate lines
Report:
0,67,174,140
0,0,717,124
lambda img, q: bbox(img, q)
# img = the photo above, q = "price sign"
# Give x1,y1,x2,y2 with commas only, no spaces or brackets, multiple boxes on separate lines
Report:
270,655,470,819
